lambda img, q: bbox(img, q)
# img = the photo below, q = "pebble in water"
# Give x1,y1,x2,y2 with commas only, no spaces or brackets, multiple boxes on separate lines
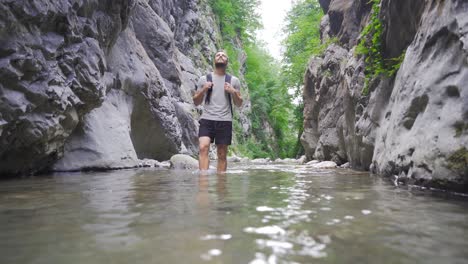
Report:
361,210,372,215
344,215,355,220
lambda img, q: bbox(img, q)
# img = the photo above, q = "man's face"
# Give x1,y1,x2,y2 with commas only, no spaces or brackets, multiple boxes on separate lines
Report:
215,52,228,65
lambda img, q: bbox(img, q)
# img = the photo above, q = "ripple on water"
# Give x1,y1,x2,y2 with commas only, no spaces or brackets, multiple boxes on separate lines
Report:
244,225,286,236
256,206,275,212
199,234,232,240
200,249,222,261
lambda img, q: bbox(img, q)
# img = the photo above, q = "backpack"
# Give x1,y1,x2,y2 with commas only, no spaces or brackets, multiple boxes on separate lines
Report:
204,73,233,115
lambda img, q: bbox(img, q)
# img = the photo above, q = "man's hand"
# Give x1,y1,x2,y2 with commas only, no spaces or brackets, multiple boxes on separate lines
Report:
224,82,236,94
225,82,243,107
203,82,213,92
193,82,213,106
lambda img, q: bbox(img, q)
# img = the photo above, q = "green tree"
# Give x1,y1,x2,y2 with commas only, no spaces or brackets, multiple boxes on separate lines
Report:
281,0,324,156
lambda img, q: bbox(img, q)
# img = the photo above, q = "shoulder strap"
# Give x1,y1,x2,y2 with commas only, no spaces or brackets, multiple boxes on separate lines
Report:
205,73,212,104
225,74,233,116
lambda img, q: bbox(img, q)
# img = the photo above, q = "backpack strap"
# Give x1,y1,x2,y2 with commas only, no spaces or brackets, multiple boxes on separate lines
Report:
204,73,234,116
205,73,213,104
225,74,233,116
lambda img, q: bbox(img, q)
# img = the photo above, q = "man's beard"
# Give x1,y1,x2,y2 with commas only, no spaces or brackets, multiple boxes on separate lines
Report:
215,63,227,69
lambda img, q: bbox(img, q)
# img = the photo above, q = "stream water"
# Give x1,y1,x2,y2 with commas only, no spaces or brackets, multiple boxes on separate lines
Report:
0,163,467,263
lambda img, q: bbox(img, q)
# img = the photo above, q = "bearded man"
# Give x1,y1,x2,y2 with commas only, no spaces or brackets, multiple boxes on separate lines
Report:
192,51,243,172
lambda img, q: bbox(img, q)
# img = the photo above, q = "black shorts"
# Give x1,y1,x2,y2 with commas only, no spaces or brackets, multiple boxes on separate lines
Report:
198,119,233,145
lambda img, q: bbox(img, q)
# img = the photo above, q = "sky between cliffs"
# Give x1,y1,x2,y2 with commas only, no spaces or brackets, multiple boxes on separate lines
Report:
257,0,293,60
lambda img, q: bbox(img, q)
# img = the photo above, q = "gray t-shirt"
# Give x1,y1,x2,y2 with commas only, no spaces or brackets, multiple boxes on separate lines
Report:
195,73,241,121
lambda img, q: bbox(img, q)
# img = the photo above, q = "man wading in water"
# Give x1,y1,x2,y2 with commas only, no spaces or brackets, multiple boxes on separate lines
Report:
192,51,243,172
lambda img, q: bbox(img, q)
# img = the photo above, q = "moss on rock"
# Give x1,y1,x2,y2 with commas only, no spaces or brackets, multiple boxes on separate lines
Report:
446,147,468,177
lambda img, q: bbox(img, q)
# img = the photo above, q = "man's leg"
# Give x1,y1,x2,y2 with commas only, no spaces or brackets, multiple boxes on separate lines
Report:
199,137,211,170
216,144,228,172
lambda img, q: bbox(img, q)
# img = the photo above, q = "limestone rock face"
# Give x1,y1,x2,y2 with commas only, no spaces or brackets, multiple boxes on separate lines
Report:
0,0,134,175
373,1,468,188
302,0,468,189
323,0,371,48
0,0,251,174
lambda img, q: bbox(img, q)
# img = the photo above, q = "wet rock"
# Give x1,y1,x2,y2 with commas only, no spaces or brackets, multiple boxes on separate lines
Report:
373,0,468,186
340,162,350,168
251,158,271,164
169,154,198,170
306,160,320,165
139,159,167,168
309,161,338,169
0,0,252,175
228,155,242,162
274,158,299,164
240,157,250,163
302,0,468,189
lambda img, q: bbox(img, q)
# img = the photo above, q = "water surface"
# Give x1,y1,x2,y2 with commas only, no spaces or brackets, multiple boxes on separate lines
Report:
0,163,467,263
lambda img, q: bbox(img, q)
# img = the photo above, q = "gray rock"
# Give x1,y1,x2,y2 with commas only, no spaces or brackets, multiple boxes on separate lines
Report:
326,0,372,48
297,155,307,164
170,154,199,170
0,0,134,175
306,160,320,165
0,0,252,175
340,162,350,168
302,0,468,189
139,159,169,168
309,161,338,169
372,0,468,186
228,155,241,162
251,158,271,164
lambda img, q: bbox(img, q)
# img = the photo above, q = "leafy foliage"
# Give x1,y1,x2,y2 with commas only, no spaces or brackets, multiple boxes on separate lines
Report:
243,44,297,158
356,0,405,95
282,0,324,93
280,0,325,156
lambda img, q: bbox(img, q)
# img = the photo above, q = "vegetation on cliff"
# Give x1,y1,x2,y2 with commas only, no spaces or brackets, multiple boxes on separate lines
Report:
356,0,404,95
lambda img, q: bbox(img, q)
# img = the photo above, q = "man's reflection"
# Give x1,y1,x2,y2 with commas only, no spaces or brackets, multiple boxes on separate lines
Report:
196,172,228,209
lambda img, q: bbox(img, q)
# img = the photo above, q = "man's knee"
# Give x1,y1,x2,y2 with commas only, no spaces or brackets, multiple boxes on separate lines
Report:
200,144,209,154
217,145,228,160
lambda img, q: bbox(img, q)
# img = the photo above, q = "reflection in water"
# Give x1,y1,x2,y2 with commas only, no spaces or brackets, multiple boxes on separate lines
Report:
81,171,140,250
0,164,467,264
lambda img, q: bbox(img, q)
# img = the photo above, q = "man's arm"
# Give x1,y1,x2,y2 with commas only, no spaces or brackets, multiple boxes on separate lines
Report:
193,82,212,106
